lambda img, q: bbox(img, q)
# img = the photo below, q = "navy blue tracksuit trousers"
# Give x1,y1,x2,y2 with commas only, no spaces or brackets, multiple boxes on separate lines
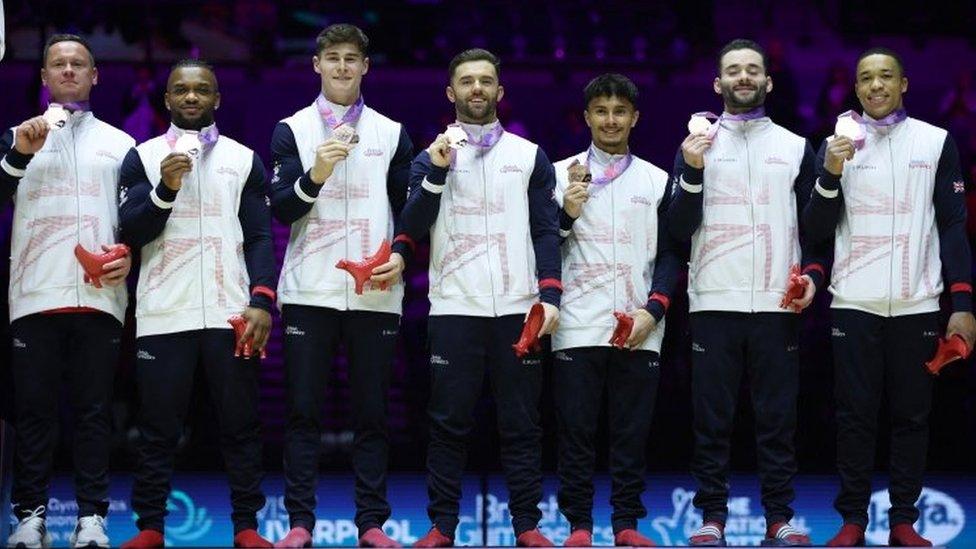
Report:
10,312,121,520
689,311,800,526
831,309,938,528
131,329,265,533
552,346,660,533
280,304,400,535
425,314,545,537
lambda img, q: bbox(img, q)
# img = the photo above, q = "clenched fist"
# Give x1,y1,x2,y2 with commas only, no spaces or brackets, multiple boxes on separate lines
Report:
427,133,453,168
160,153,193,191
14,117,50,155
310,139,354,184
824,136,856,176
681,132,712,170
563,181,589,219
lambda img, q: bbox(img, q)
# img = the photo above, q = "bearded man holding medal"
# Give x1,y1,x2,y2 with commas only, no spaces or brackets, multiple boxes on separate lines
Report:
667,39,824,547
268,23,414,549
117,58,276,549
1,33,133,549
802,46,976,548
400,48,561,548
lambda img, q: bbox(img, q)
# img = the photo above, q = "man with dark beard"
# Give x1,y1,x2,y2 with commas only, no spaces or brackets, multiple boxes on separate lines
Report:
399,48,561,547
117,59,276,549
667,39,822,547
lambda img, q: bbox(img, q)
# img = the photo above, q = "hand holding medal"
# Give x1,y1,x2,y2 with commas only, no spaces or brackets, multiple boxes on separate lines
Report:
687,113,716,137
43,104,69,130
833,112,866,149
563,159,590,219
174,131,202,159
682,112,716,170
568,158,592,184
13,115,51,155
160,148,194,191
11,103,76,154
825,109,906,176
332,123,360,146
427,131,455,169
445,124,468,150
824,113,861,176
310,137,354,184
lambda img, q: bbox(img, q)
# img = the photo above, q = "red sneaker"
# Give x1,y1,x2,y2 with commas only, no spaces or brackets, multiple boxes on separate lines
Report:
563,529,592,547
825,523,864,547
274,527,312,548
120,529,164,549
517,529,555,547
413,526,453,548
763,522,811,546
689,522,725,546
889,523,932,547
360,527,402,548
235,529,273,548
614,528,656,546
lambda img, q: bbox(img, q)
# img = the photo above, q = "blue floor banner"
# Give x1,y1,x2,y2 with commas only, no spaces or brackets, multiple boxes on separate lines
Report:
0,420,12,544
10,473,971,546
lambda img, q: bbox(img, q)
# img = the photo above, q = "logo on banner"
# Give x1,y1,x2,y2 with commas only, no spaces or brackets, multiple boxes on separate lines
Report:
162,490,213,544
258,496,419,545
456,494,570,546
651,487,809,546
651,487,703,545
866,487,964,546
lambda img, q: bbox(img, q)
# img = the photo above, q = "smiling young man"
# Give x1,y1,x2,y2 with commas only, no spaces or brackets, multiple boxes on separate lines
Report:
399,48,561,548
802,47,976,548
117,59,276,549
667,39,823,547
268,23,414,549
1,33,133,549
550,73,679,548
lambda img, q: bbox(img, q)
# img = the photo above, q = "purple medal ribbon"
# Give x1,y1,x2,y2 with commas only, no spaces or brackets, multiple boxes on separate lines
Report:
165,123,220,151
54,100,91,113
316,94,364,130
720,106,766,122
447,122,505,168
835,109,906,149
587,146,633,189
460,122,505,149
839,108,907,128
692,107,766,138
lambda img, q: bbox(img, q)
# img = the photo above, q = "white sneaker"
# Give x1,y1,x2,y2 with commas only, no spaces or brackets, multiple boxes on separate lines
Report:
68,515,109,548
6,506,51,549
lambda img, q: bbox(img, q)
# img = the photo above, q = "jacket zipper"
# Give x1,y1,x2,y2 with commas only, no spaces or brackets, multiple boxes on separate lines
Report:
70,121,82,306
886,136,896,315
343,158,350,309
610,157,618,315
744,130,756,312
197,156,207,326
481,150,497,316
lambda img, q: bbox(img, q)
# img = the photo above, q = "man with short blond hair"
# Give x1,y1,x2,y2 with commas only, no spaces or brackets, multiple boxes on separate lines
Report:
2,33,133,549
